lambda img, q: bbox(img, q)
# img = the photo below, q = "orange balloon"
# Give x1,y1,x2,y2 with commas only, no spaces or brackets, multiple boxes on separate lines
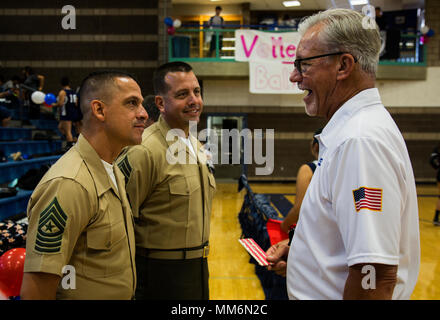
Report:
0,248,26,297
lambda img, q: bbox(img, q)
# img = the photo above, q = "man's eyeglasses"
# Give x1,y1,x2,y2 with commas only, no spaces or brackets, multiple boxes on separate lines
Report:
293,52,357,75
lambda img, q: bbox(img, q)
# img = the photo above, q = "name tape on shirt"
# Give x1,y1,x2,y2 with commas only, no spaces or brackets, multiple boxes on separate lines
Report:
352,186,382,212
238,238,269,266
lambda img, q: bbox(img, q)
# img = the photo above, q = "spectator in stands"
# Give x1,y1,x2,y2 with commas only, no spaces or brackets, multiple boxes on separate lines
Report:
375,7,386,31
267,8,419,300
0,75,15,125
0,106,11,127
21,67,45,119
280,128,322,233
0,74,18,93
142,94,160,127
208,6,224,57
52,77,81,149
375,7,401,61
0,75,6,92
22,67,44,92
20,71,148,299
280,14,297,28
0,76,21,109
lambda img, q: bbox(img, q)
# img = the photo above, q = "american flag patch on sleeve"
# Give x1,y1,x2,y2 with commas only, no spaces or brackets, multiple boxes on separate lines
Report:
352,187,382,212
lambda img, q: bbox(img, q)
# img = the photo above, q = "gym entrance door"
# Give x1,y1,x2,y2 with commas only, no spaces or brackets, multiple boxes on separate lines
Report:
206,114,247,181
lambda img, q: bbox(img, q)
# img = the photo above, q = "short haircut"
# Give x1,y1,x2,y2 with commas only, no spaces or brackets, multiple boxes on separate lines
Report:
298,8,381,75
153,61,193,95
216,6,222,11
142,94,160,122
61,76,70,86
78,70,137,118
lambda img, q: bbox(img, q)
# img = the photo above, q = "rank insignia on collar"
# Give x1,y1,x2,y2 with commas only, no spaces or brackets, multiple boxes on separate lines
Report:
35,197,68,254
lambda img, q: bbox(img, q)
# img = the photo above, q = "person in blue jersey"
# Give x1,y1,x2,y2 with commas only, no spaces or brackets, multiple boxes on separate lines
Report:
53,77,82,148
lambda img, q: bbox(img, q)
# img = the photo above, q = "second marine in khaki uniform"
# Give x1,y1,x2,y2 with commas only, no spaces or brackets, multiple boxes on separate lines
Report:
118,61,215,300
120,116,216,252
119,116,215,299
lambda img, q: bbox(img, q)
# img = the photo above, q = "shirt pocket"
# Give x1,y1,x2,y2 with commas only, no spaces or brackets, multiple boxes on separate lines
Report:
84,196,128,278
168,176,200,222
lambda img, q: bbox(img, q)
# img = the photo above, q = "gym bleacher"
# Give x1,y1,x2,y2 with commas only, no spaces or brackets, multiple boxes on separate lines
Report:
0,107,65,222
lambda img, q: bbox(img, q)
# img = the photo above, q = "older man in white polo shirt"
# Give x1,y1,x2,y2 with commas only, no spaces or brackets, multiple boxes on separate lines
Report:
266,8,420,300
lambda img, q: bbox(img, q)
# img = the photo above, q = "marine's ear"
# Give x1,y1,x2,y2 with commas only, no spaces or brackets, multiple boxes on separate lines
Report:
90,99,106,122
155,95,165,114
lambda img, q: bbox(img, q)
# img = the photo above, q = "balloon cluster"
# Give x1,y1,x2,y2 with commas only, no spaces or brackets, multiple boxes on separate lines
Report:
421,25,435,44
164,17,182,35
30,91,57,107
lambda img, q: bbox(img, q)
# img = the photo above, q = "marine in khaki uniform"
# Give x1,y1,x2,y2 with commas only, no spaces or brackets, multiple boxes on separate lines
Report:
118,61,216,300
20,71,148,299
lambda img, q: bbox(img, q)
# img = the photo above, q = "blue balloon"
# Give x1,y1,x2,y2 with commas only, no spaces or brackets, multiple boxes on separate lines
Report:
44,93,57,105
164,17,173,27
427,29,435,37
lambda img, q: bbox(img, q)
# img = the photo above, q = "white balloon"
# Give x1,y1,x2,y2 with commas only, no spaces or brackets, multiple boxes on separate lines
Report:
31,91,46,104
173,19,182,28
421,25,429,35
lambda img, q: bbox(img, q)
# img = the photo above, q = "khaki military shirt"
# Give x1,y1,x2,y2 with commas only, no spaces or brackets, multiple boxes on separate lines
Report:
24,135,136,300
118,116,216,251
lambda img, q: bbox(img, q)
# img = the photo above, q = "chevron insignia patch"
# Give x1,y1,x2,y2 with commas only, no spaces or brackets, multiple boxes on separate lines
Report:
35,197,68,254
117,155,132,184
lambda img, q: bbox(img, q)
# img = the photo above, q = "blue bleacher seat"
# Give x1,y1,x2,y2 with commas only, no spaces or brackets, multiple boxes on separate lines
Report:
0,127,32,141
0,118,62,221
0,140,62,156
0,155,61,184
30,119,59,131
10,109,29,121
0,190,33,220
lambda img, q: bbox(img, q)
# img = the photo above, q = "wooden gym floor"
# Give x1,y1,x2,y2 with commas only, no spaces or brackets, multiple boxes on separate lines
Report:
208,182,440,300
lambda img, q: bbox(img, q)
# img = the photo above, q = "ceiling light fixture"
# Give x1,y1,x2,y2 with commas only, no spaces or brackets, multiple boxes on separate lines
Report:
349,0,369,5
283,1,301,7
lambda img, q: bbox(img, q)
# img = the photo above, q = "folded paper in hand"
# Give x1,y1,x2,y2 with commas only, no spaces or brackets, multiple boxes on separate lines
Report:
238,238,269,266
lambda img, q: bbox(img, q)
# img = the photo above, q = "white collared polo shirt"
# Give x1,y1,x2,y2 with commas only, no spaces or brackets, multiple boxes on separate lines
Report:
287,88,420,300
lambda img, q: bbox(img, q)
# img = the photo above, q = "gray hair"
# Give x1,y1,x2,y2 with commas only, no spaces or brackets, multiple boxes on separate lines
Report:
298,8,381,76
